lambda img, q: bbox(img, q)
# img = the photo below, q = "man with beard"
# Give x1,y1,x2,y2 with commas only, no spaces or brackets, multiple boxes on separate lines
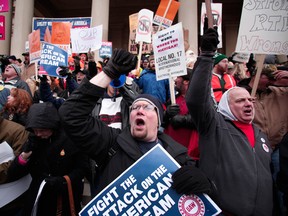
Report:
211,53,236,103
163,69,200,160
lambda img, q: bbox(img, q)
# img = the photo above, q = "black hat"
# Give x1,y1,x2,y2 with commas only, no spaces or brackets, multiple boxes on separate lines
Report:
26,102,60,131
132,94,163,127
8,55,17,61
73,68,88,75
22,52,29,56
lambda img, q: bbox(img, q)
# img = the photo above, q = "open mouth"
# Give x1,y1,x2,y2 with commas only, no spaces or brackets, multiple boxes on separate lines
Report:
244,109,252,115
136,118,145,126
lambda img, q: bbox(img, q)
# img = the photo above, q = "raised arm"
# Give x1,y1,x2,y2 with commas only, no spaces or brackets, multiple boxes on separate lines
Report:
59,49,137,162
185,28,219,135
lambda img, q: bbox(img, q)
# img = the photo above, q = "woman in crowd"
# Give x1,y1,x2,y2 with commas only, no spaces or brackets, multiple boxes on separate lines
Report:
1,88,33,126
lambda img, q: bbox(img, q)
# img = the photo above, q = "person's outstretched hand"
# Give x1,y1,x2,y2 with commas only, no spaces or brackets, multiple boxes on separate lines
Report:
38,75,48,82
201,28,219,52
87,48,95,62
172,165,212,195
103,49,138,79
166,104,180,118
58,66,70,77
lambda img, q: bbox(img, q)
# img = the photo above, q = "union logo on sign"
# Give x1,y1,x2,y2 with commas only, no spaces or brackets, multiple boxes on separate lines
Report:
137,15,151,35
178,194,205,216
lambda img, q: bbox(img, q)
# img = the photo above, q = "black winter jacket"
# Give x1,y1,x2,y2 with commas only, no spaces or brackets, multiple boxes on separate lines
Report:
59,78,194,194
8,102,90,216
186,55,273,215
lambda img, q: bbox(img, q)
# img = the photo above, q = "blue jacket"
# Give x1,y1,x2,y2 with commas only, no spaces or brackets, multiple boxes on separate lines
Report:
135,69,170,104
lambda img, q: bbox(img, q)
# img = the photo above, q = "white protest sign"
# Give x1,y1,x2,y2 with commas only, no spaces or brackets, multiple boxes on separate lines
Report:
232,52,251,63
0,142,32,208
152,22,186,81
136,9,154,43
71,25,103,53
235,0,288,55
201,3,223,48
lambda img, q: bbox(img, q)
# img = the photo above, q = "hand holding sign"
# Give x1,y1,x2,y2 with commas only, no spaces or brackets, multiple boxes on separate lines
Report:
200,28,219,52
172,165,212,195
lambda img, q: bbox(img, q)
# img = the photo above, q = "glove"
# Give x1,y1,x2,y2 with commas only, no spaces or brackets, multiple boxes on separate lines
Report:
172,165,212,195
171,114,195,129
58,66,71,77
200,28,219,52
103,49,138,79
38,75,47,82
45,176,66,191
73,56,80,68
165,104,180,118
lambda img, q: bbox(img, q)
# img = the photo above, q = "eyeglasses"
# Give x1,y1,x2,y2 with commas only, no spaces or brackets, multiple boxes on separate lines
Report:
130,103,156,112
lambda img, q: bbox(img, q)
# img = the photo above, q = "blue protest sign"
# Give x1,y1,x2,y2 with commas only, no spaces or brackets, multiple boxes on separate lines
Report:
80,144,221,216
33,17,91,41
99,41,112,59
40,42,68,77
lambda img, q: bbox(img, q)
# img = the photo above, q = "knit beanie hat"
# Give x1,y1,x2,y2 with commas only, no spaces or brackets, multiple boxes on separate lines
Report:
213,53,227,65
10,64,21,76
132,94,164,127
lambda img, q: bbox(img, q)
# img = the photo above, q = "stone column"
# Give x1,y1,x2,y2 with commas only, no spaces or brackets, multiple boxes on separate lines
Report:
10,0,34,58
0,0,13,55
178,0,198,55
91,0,110,61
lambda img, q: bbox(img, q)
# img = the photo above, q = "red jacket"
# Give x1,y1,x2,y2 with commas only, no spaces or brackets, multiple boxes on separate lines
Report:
211,73,236,102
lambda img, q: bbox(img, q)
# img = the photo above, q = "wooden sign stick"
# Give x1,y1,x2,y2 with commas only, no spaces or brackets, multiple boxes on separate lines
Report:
251,54,266,97
205,0,214,28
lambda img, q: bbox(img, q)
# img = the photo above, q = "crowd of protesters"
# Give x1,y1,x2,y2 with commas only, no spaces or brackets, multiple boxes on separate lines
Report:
0,27,288,216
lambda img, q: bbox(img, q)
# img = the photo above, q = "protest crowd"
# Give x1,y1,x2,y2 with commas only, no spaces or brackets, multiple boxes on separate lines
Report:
1,2,288,216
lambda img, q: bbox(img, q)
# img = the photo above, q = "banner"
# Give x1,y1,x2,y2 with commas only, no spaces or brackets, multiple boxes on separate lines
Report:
39,42,68,77
0,15,4,40
29,30,41,63
235,0,288,55
71,25,103,53
136,9,154,43
0,0,9,13
128,13,138,54
80,145,221,216
153,22,186,81
153,0,180,28
201,3,223,48
99,41,112,58
33,17,92,41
